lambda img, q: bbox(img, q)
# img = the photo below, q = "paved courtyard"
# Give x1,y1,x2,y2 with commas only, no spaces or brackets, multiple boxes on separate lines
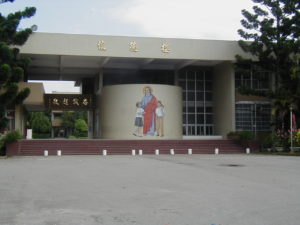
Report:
0,154,299,225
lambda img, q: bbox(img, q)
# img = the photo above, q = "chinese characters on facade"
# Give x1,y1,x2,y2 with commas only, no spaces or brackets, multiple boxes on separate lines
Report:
97,40,171,53
45,94,94,110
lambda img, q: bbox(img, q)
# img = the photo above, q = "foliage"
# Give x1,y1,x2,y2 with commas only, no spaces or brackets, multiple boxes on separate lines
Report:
227,131,240,136
295,130,300,146
262,132,284,149
239,131,254,141
74,119,88,137
68,135,76,139
3,129,22,142
227,131,254,141
30,112,51,134
287,129,300,147
0,130,22,155
262,129,300,151
0,0,36,130
236,0,300,131
61,111,75,132
32,133,50,139
61,111,87,137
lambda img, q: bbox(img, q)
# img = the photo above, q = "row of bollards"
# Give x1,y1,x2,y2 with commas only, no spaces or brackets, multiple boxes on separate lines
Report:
43,148,251,156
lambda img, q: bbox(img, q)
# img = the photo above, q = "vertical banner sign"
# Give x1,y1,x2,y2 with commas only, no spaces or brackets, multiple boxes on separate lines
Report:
44,94,94,110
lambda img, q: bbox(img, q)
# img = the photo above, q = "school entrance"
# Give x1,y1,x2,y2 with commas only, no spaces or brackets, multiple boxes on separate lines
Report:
44,93,95,139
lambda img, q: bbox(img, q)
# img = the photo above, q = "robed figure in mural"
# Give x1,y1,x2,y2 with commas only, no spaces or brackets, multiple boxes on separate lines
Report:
141,86,157,135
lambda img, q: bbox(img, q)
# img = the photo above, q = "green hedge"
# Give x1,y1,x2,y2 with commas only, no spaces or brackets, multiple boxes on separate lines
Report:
33,133,51,139
0,130,22,156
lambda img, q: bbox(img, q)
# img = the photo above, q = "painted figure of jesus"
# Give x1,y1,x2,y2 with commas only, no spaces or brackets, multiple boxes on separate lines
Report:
141,86,157,135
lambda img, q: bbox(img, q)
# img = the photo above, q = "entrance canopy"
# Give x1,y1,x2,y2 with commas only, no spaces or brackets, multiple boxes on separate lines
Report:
24,54,222,81
19,32,250,81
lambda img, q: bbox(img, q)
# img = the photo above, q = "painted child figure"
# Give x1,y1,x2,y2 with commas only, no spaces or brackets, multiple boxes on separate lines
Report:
133,102,144,137
155,100,165,137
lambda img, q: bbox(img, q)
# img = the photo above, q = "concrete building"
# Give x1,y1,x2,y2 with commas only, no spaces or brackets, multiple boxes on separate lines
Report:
8,32,272,140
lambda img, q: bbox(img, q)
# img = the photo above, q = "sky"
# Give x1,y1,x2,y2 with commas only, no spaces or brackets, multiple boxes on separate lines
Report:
1,0,254,92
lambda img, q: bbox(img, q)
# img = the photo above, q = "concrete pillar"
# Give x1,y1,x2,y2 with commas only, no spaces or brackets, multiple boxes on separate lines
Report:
213,62,236,138
88,110,93,139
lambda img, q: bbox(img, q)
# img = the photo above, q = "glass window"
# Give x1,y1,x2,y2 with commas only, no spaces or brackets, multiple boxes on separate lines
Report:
197,106,204,113
196,81,204,91
235,103,271,131
188,106,195,113
183,126,187,135
181,67,214,136
205,81,212,91
196,92,204,101
205,92,213,101
204,71,212,81
197,114,204,123
188,115,195,124
187,92,195,101
196,71,204,80
182,114,186,123
182,92,186,101
206,107,213,113
179,81,186,89
206,114,213,124
235,69,271,90
187,71,195,80
187,81,195,90
179,72,186,79
197,126,205,135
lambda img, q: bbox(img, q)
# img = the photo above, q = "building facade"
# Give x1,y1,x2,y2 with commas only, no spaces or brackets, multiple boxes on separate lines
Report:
7,32,272,139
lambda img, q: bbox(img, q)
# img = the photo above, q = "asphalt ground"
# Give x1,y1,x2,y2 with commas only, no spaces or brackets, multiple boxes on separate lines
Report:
0,154,299,225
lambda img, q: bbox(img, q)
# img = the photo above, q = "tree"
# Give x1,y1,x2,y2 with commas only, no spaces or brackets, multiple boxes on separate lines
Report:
30,112,51,134
0,0,36,131
236,0,300,130
74,119,88,137
61,111,88,137
61,111,75,137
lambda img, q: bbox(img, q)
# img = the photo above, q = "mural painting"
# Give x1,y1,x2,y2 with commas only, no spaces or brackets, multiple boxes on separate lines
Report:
133,86,165,137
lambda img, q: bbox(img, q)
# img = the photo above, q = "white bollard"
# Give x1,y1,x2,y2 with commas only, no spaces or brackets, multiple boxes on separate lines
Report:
155,149,159,155
44,150,48,156
139,149,143,155
132,149,136,155
214,148,219,155
246,148,250,154
170,149,175,155
102,149,107,156
26,129,32,139
188,148,192,155
57,150,62,156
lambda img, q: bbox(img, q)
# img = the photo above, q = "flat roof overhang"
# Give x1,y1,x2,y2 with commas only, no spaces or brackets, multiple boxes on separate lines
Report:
23,54,223,81
19,32,252,81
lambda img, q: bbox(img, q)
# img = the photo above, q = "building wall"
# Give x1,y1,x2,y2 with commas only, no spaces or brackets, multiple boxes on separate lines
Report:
20,33,253,61
19,82,45,111
14,105,24,134
213,62,235,138
19,82,44,104
100,84,182,139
